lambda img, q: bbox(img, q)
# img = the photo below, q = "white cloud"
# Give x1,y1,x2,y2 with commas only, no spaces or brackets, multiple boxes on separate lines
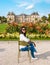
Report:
18,2,28,7
32,0,50,4
45,0,50,3
32,0,43,4
25,4,34,10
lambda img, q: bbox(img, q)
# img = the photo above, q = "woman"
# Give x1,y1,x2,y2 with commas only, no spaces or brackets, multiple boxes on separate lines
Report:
20,26,38,59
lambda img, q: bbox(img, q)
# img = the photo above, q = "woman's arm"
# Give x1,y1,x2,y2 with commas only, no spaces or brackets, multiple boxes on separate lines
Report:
28,41,36,47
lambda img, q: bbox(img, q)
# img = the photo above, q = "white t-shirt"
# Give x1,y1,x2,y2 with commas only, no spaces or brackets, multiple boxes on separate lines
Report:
20,34,30,48
20,34,30,42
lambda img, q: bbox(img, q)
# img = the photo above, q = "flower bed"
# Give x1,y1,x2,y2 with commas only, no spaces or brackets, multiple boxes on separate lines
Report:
0,33,50,40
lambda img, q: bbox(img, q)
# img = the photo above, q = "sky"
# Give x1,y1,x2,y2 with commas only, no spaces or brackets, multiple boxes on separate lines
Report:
0,0,50,17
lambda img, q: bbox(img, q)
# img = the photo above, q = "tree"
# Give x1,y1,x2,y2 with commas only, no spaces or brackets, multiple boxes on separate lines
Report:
0,16,7,23
41,16,47,23
48,14,50,23
0,16,1,23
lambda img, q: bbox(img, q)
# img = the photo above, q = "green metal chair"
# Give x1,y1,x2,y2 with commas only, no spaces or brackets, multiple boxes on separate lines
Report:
18,41,31,63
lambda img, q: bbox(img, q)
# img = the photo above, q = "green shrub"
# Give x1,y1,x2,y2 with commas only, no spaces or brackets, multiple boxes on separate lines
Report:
6,24,20,33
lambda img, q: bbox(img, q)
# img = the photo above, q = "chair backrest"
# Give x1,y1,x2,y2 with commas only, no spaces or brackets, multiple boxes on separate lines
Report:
18,41,29,46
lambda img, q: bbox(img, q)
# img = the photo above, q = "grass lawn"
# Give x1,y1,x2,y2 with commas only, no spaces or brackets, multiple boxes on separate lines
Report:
0,23,8,33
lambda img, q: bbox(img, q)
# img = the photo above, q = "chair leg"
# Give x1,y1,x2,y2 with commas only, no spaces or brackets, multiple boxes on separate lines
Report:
18,50,20,63
28,51,31,62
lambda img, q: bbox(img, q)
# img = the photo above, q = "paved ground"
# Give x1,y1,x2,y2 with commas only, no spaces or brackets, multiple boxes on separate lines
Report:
0,41,50,65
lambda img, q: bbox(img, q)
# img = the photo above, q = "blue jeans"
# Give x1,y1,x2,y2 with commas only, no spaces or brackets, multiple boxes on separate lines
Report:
20,42,37,58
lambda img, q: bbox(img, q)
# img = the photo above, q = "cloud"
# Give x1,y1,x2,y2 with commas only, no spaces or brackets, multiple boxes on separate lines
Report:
18,2,28,7
25,4,34,10
45,0,50,3
12,0,50,10
32,0,50,4
32,0,43,4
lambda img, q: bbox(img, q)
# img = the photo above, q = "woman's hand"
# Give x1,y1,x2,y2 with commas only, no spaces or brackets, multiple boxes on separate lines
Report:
34,42,36,47
32,42,36,47
28,41,36,47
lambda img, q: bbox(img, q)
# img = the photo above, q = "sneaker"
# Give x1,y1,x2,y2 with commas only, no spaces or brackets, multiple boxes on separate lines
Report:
34,52,40,55
32,57,38,60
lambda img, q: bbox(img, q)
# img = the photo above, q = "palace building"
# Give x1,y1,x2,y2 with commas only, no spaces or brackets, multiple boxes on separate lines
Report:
7,12,40,23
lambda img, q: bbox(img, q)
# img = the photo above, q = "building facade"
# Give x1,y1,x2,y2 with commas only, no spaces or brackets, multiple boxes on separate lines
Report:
7,12,40,23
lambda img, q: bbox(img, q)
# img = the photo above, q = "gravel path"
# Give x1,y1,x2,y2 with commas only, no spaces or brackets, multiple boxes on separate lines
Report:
0,41,50,65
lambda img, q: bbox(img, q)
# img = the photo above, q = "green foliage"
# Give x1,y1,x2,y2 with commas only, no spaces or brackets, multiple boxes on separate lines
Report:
41,16,47,22
0,22,50,41
48,14,50,22
6,25,20,33
47,23,50,29
0,16,7,23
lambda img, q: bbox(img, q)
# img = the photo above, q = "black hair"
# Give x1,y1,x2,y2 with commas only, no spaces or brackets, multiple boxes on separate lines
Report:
20,26,26,36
